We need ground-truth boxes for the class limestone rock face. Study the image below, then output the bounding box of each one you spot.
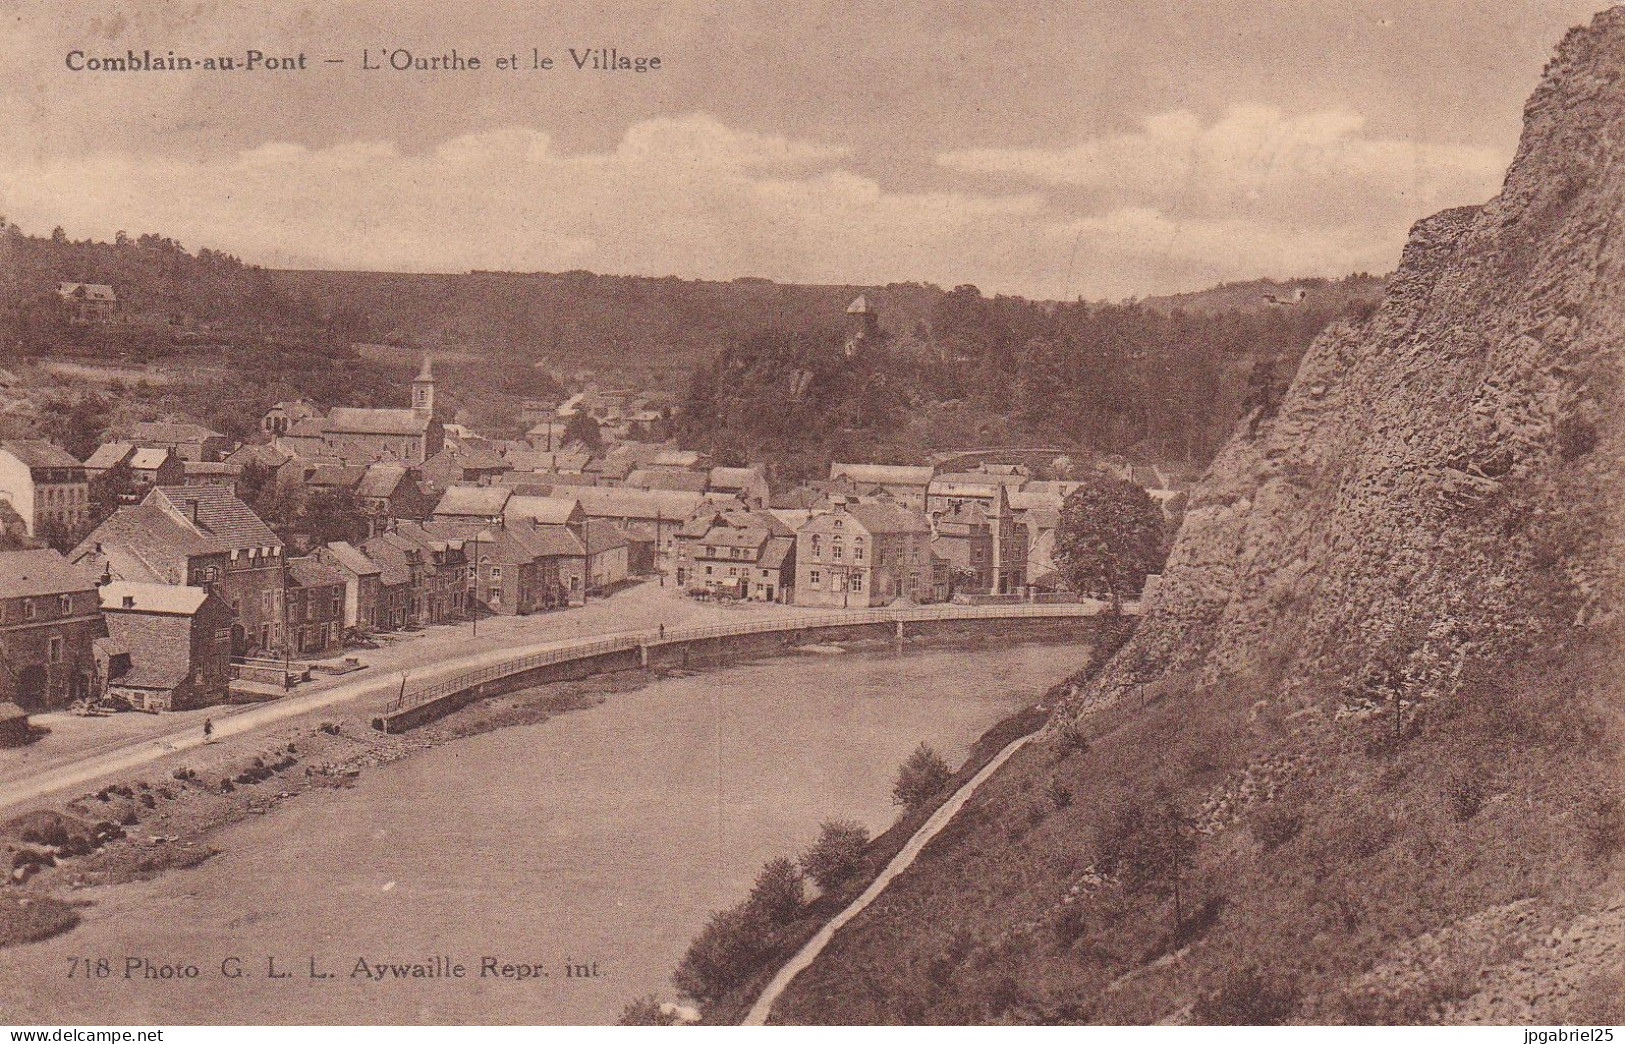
[1068,10,1625,723]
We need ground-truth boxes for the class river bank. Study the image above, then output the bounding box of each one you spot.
[0,629,1084,963]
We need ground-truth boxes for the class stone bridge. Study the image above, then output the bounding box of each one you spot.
[370,602,1134,733]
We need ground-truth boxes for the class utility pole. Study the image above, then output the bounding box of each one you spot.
[469,530,481,638]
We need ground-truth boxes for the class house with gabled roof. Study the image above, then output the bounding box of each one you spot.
[72,486,287,657]
[0,440,91,541]
[0,549,106,710]
[98,581,233,710]
[794,498,946,607]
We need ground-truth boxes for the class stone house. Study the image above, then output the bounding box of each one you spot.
[929,485,1028,595]
[707,466,771,509]
[0,549,106,710]
[314,541,383,635]
[98,581,233,711]
[286,557,346,655]
[126,420,235,463]
[56,282,118,323]
[794,499,946,607]
[0,440,91,541]
[72,486,286,657]
[672,509,797,602]
[827,463,934,512]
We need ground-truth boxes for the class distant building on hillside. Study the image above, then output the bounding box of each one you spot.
[56,282,118,323]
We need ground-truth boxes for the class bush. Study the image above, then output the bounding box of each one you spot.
[1580,792,1625,861]
[1444,770,1488,822]
[1192,966,1300,1025]
[1049,780,1073,810]
[617,995,680,1025]
[893,743,951,810]
[1054,718,1091,757]
[800,819,870,890]
[746,857,805,925]
[1250,805,1303,851]
[672,904,774,1006]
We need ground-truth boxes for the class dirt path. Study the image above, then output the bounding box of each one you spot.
[742,730,1039,1025]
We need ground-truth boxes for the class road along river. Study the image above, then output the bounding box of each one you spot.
[0,641,1090,1025]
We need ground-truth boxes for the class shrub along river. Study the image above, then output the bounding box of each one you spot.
[0,642,1089,1024]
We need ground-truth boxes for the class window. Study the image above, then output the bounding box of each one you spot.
[853,543,864,562]
[262,591,273,615]
[59,594,72,614]
[728,567,738,577]
[705,565,714,575]
[48,636,63,663]
[23,599,34,621]
[490,566,503,581]
[810,536,821,557]
[832,537,843,561]
[809,570,821,587]
[849,574,864,592]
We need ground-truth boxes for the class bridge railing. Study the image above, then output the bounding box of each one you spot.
[383,601,1120,715]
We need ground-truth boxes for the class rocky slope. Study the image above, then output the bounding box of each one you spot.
[766,7,1625,1025]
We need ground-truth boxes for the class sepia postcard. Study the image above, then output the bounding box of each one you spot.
[0,0,1622,1033]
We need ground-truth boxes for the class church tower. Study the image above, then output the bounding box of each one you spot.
[412,355,436,415]
[844,295,879,358]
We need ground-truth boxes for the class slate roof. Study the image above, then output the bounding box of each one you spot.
[568,486,707,521]
[626,469,709,493]
[0,439,83,470]
[582,519,631,553]
[288,557,346,590]
[306,465,366,489]
[829,463,934,487]
[324,408,432,436]
[128,447,173,471]
[758,535,795,571]
[708,466,763,491]
[99,581,209,615]
[84,443,135,470]
[74,505,219,581]
[322,541,381,577]
[148,486,283,551]
[504,496,582,526]
[355,464,411,499]
[358,536,414,586]
[433,485,511,517]
[841,502,932,534]
[225,443,290,469]
[507,520,585,559]
[183,461,242,478]
[0,549,98,597]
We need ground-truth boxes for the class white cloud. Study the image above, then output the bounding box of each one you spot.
[938,105,1505,228]
[0,107,1510,298]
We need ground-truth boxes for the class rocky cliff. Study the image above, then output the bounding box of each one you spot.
[767,7,1625,1025]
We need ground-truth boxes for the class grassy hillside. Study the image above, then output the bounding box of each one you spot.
[759,9,1625,1025]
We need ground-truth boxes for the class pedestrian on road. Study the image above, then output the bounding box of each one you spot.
[658,623,665,640]
[203,717,214,743]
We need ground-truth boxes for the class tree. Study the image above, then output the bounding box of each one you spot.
[672,904,774,1006]
[1097,792,1197,927]
[563,411,602,451]
[745,856,805,925]
[799,819,870,890]
[892,742,951,810]
[1053,472,1167,609]
[617,996,681,1025]
[300,488,370,546]
[38,393,109,461]
[89,460,136,524]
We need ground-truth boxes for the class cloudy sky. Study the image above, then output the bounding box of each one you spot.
[0,0,1606,299]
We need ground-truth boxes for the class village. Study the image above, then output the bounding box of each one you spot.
[0,287,1183,747]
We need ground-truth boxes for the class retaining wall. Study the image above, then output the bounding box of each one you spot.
[372,613,1106,734]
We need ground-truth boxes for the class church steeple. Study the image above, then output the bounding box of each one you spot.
[412,355,436,415]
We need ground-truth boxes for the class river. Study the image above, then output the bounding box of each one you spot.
[0,642,1088,1025]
